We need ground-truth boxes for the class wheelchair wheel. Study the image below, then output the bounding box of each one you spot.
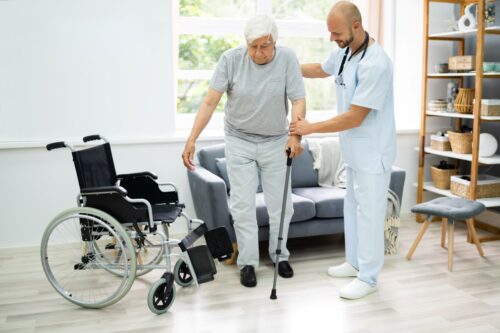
[93,229,165,277]
[147,278,176,314]
[173,259,194,287]
[40,207,137,309]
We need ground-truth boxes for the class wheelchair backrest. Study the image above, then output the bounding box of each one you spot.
[72,143,117,189]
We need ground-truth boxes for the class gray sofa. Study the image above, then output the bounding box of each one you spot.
[187,141,406,243]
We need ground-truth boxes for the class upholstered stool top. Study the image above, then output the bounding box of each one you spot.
[411,197,485,220]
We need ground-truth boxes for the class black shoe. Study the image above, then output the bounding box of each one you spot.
[277,261,294,278]
[240,265,257,287]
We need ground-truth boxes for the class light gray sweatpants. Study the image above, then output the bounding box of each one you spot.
[225,135,294,269]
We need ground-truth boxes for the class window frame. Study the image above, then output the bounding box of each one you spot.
[173,0,394,132]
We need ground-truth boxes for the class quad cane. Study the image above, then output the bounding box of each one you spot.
[270,148,293,300]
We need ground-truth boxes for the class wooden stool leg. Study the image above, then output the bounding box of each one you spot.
[441,218,447,248]
[465,218,484,257]
[448,219,455,271]
[406,218,431,260]
[224,242,239,265]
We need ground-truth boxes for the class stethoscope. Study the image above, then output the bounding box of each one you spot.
[335,31,370,87]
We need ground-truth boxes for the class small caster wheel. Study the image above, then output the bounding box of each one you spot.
[147,278,176,314]
[174,259,194,287]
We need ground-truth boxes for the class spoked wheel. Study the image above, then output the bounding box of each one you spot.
[147,278,176,314]
[173,259,194,287]
[40,207,137,309]
[93,229,165,277]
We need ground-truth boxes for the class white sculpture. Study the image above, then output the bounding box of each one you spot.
[458,3,477,31]
[479,133,498,157]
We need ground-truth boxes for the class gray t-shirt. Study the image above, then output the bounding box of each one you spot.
[209,45,305,142]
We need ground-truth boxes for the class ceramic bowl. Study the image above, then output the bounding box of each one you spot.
[483,62,495,72]
[435,63,449,73]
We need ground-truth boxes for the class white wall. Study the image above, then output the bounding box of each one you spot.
[0,0,175,143]
[393,0,456,131]
[0,1,432,248]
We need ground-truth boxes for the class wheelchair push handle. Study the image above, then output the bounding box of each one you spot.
[46,141,67,151]
[83,134,105,143]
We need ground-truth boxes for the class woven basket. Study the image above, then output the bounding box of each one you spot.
[430,135,451,151]
[450,175,500,198]
[431,165,459,189]
[447,130,472,154]
[480,101,500,117]
[454,88,474,114]
[431,140,451,151]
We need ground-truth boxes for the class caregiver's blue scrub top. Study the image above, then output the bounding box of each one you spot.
[321,42,396,174]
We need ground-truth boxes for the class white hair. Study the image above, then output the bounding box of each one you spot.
[244,15,278,44]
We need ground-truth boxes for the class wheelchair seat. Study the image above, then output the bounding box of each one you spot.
[148,204,183,223]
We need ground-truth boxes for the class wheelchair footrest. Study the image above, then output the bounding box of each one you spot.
[205,227,233,262]
[187,245,216,284]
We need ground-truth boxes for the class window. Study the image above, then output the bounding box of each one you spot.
[174,0,380,131]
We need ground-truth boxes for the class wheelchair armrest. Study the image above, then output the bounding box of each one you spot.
[118,176,179,205]
[117,171,158,180]
[81,186,128,196]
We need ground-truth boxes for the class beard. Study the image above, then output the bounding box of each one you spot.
[336,29,354,48]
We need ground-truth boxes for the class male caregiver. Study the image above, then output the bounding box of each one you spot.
[290,1,396,300]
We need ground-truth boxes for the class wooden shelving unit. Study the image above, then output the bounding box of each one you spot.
[418,0,500,242]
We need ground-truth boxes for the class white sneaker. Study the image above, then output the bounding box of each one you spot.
[339,278,378,300]
[327,262,358,278]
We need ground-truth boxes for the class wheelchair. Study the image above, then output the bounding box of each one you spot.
[41,135,232,314]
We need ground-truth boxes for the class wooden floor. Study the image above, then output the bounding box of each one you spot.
[1,217,500,333]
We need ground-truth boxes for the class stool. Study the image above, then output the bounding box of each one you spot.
[406,197,485,271]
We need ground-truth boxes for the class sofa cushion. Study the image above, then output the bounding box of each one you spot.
[292,187,346,218]
[290,140,318,188]
[215,158,263,193]
[255,193,316,227]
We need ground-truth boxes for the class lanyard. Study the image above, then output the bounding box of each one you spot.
[337,32,370,77]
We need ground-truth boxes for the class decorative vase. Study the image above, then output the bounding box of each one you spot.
[485,1,496,27]
[454,88,474,114]
[447,82,459,112]
[458,3,477,31]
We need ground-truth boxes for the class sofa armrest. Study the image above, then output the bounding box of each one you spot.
[389,166,406,204]
[187,166,235,241]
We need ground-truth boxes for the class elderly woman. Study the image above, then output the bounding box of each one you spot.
[181,15,306,288]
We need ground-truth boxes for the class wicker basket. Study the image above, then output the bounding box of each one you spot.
[450,174,500,198]
[454,88,474,114]
[479,100,500,117]
[447,130,472,154]
[431,165,459,189]
[430,134,451,151]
